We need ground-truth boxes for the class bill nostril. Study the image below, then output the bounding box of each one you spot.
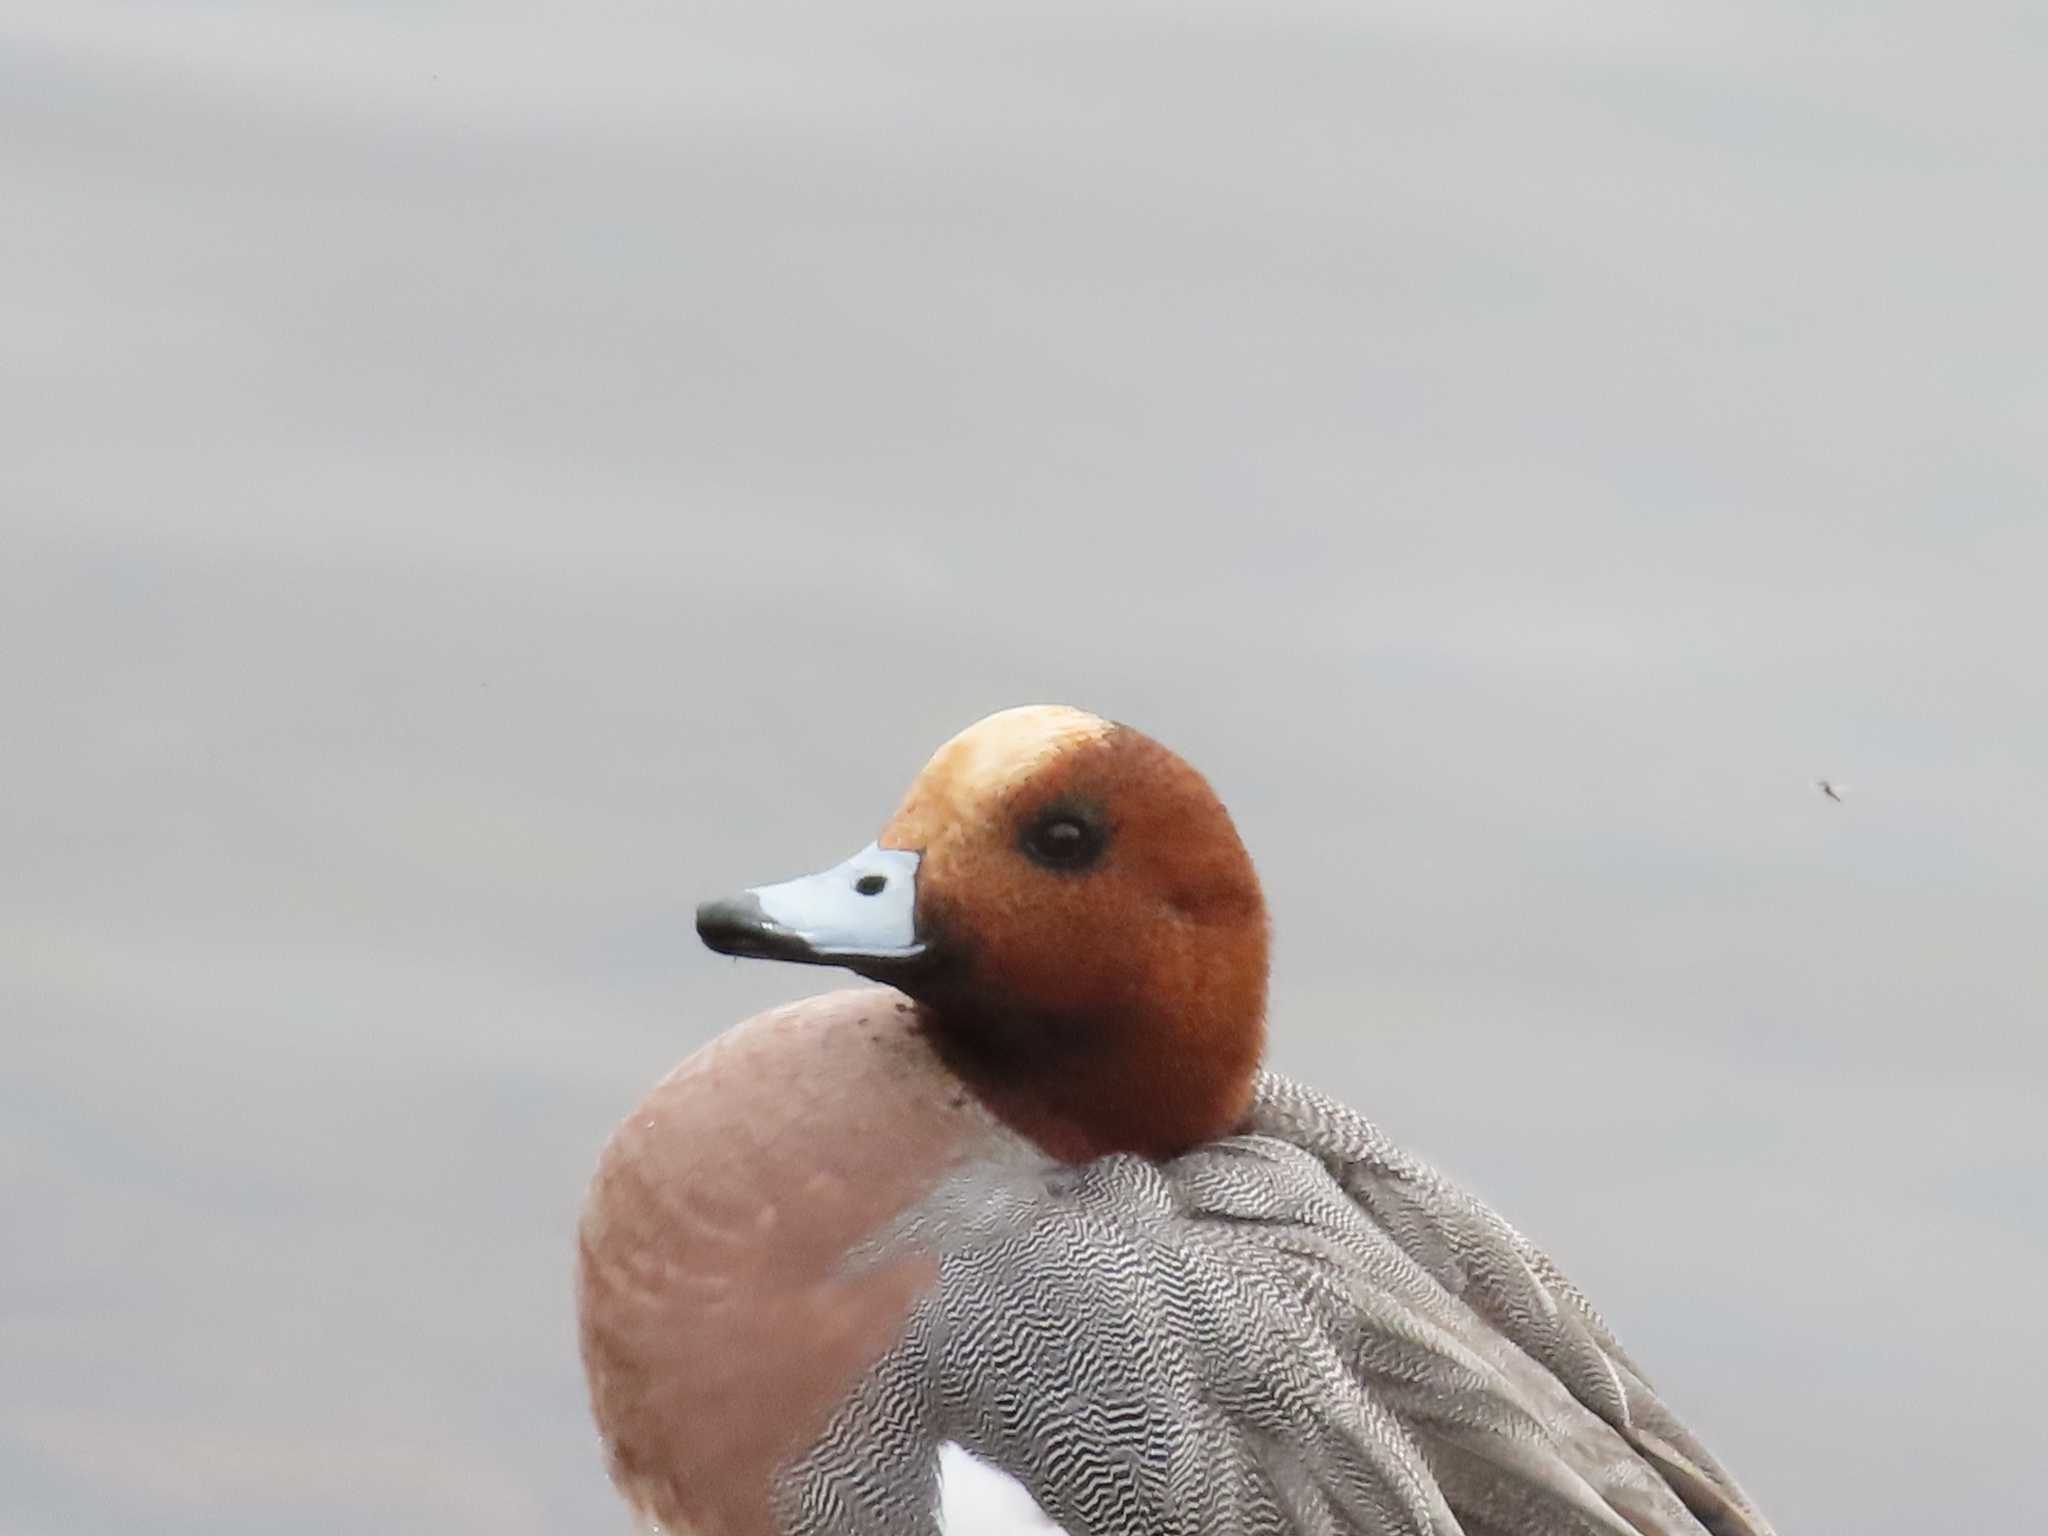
[854,874,887,897]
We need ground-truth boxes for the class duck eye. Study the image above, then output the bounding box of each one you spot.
[1021,811,1106,871]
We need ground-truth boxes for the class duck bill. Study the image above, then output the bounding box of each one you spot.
[695,843,928,980]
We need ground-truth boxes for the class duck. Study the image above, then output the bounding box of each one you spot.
[577,705,1777,1536]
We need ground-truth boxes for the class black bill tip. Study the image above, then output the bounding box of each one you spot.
[695,893,821,964]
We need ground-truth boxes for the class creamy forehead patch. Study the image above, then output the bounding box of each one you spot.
[923,705,1113,799]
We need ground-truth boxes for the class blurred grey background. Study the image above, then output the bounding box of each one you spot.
[4,3,2044,1532]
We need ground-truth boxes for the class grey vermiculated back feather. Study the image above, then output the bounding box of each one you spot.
[780,1073,1776,1536]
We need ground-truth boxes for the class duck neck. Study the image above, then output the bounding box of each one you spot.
[910,989,1264,1164]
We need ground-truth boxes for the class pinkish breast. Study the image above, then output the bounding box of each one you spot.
[576,987,1000,1536]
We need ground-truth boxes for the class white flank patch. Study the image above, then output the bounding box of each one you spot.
[937,1442,1070,1535]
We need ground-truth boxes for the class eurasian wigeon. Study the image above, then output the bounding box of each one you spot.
[577,705,1775,1536]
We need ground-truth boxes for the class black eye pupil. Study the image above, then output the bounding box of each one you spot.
[1024,812,1102,869]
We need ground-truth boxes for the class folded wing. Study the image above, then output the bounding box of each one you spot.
[781,1074,1775,1536]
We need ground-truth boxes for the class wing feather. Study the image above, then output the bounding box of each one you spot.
[780,1073,1776,1536]
[1246,1076,1777,1536]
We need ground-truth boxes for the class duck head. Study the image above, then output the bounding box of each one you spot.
[696,705,1270,1161]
